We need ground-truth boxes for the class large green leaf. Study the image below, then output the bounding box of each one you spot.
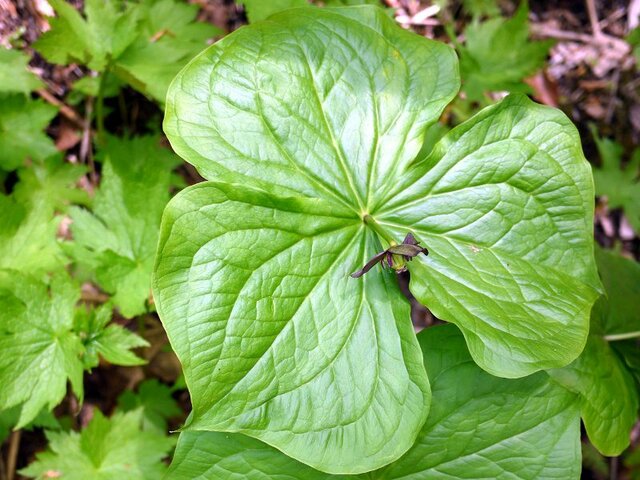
[380,95,600,377]
[157,5,598,473]
[155,182,429,474]
[167,325,581,479]
[548,248,640,456]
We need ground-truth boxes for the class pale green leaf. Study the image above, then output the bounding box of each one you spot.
[154,182,429,474]
[69,136,178,317]
[21,409,176,480]
[0,272,84,428]
[34,0,139,72]
[240,0,309,22]
[158,5,598,472]
[0,48,43,94]
[159,7,459,472]
[167,325,582,480]
[0,95,57,171]
[114,0,220,102]
[380,94,600,377]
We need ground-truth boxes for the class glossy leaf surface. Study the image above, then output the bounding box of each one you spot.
[166,326,582,479]
[548,248,640,456]
[157,5,599,472]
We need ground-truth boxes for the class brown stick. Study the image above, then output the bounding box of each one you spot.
[6,431,20,480]
[36,88,86,130]
[585,0,602,38]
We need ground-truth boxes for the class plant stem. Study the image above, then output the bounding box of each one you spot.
[363,215,395,245]
[6,431,20,480]
[604,331,640,342]
[95,67,110,145]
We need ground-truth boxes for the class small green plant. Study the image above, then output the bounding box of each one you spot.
[590,125,640,231]
[150,5,629,477]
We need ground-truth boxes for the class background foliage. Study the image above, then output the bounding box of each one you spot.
[0,0,639,479]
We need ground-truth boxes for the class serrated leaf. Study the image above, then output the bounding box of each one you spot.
[240,0,309,22]
[34,0,139,72]
[167,325,581,480]
[114,0,220,102]
[69,136,178,317]
[35,0,219,102]
[20,409,176,480]
[0,48,43,94]
[0,95,57,171]
[458,2,553,101]
[591,126,640,232]
[0,155,87,275]
[548,248,640,456]
[462,0,500,18]
[0,272,84,428]
[74,304,148,369]
[158,5,598,472]
[117,379,181,433]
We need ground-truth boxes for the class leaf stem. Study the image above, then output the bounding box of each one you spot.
[604,331,640,342]
[95,67,110,145]
[363,215,395,245]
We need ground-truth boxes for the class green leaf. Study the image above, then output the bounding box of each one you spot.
[548,248,640,456]
[0,95,57,171]
[34,0,140,72]
[462,0,500,18]
[117,379,182,433]
[0,272,84,428]
[167,325,581,479]
[591,126,640,232]
[240,0,309,22]
[458,2,553,101]
[20,409,176,480]
[594,247,640,335]
[114,0,221,102]
[69,135,178,317]
[548,324,638,456]
[158,5,598,472]
[159,7,458,473]
[155,183,430,474]
[74,305,148,369]
[35,0,219,102]
[382,94,600,377]
[0,155,87,275]
[0,48,43,94]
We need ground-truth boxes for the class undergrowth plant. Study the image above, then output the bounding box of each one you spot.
[1,2,639,479]
[151,5,638,478]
